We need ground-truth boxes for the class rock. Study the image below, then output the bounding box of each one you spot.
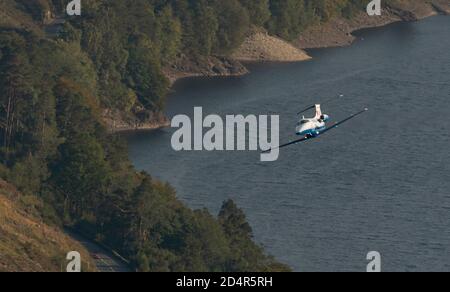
[431,0,450,14]
[163,55,249,85]
[296,9,402,49]
[103,109,171,133]
[232,28,311,62]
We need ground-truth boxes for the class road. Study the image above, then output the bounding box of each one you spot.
[66,230,132,272]
[44,17,66,37]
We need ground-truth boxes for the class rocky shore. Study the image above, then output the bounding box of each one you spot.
[163,55,249,86]
[431,0,450,14]
[296,1,449,49]
[123,0,449,133]
[103,110,170,133]
[296,9,402,49]
[166,0,449,84]
[232,28,311,62]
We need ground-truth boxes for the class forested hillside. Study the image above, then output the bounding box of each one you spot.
[0,179,97,272]
[72,0,376,114]
[0,0,439,272]
[1,0,381,123]
[0,1,290,272]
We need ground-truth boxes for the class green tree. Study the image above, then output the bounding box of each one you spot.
[172,0,219,56]
[53,133,111,219]
[2,0,364,272]
[212,0,250,55]
[219,200,291,271]
[126,39,169,111]
[156,6,182,64]
[239,0,271,26]
[267,0,313,40]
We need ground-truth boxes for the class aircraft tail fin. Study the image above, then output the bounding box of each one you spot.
[314,104,322,119]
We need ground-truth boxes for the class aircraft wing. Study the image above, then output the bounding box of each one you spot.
[320,108,368,135]
[261,108,368,154]
[261,136,311,153]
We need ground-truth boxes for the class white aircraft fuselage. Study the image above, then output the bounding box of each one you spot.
[296,104,330,137]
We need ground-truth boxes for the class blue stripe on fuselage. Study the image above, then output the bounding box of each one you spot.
[296,126,326,137]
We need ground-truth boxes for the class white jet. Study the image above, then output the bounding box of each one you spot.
[263,97,368,153]
[296,104,330,138]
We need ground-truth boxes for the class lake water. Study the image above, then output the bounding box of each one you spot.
[124,16,450,272]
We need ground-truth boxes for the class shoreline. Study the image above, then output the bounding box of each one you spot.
[295,9,402,49]
[167,4,448,86]
[105,110,170,133]
[118,3,449,133]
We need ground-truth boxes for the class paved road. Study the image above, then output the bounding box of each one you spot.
[44,18,66,37]
[66,230,132,272]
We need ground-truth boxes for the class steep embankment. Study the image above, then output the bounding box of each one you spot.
[0,0,44,35]
[164,29,311,84]
[167,0,449,83]
[431,0,450,14]
[163,55,249,85]
[232,28,311,62]
[296,0,450,49]
[0,1,169,133]
[296,9,402,49]
[103,109,171,132]
[0,180,96,272]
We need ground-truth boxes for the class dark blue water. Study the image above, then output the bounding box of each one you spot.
[124,16,450,272]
